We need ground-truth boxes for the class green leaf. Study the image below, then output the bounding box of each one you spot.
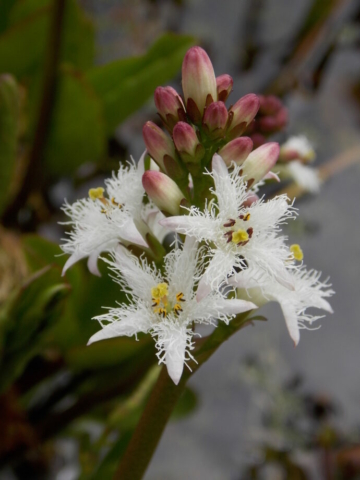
[44,65,105,175]
[0,0,17,33]
[0,0,94,77]
[88,431,133,480]
[0,73,19,214]
[66,336,152,371]
[0,266,70,392]
[86,33,195,133]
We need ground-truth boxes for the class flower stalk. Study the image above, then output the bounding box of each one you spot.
[113,310,256,480]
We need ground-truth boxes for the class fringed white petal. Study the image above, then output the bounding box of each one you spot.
[62,250,87,276]
[279,301,300,346]
[87,249,103,277]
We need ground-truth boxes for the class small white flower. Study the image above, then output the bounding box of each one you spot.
[280,135,316,163]
[284,161,321,194]
[230,265,334,345]
[61,154,148,276]
[160,154,297,299]
[88,237,257,384]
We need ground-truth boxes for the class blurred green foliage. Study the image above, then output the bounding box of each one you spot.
[0,0,195,474]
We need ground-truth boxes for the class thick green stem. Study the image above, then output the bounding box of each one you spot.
[114,311,259,480]
[113,366,188,480]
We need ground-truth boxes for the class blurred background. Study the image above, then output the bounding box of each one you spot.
[0,0,360,479]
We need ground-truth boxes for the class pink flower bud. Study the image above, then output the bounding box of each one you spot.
[216,74,233,102]
[250,133,266,148]
[258,95,283,115]
[142,121,176,171]
[258,108,288,133]
[203,101,228,135]
[142,171,185,216]
[154,86,185,131]
[240,142,280,187]
[218,137,253,166]
[228,94,260,139]
[173,121,199,157]
[182,46,217,120]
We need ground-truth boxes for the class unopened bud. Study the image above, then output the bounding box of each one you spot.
[279,135,316,163]
[216,74,233,102]
[258,108,288,133]
[182,46,217,121]
[202,101,228,138]
[250,133,266,148]
[154,86,186,131]
[228,94,260,139]
[142,171,185,216]
[240,142,280,188]
[142,121,176,171]
[218,137,253,166]
[258,95,283,115]
[173,121,205,163]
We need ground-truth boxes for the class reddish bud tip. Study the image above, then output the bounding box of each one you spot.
[218,137,253,166]
[216,74,233,102]
[182,46,217,117]
[229,94,260,131]
[142,171,184,216]
[203,101,228,133]
[258,95,283,115]
[173,121,199,157]
[154,86,185,130]
[241,142,280,185]
[142,121,176,170]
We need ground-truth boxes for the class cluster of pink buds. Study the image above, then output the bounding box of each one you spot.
[245,95,288,147]
[142,46,275,195]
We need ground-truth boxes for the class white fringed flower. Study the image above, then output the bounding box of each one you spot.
[230,265,334,345]
[88,237,257,384]
[285,161,321,194]
[280,135,316,163]
[160,154,297,299]
[61,154,148,276]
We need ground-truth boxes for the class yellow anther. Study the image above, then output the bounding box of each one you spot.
[174,304,183,316]
[89,187,104,200]
[176,292,185,302]
[243,213,251,221]
[290,244,303,261]
[154,307,167,317]
[111,197,122,208]
[232,229,249,244]
[152,298,160,307]
[151,282,169,299]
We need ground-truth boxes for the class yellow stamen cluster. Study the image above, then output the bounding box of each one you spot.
[232,229,249,244]
[89,187,104,200]
[290,244,303,261]
[151,283,185,318]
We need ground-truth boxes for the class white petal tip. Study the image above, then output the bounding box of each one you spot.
[166,363,183,385]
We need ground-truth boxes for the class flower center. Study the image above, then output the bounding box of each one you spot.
[231,229,248,244]
[151,282,185,318]
[89,187,123,214]
[223,212,253,247]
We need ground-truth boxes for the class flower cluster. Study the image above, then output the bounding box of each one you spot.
[60,47,333,384]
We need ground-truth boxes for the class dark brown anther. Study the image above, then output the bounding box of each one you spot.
[237,240,249,247]
[247,227,253,238]
[223,219,236,227]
